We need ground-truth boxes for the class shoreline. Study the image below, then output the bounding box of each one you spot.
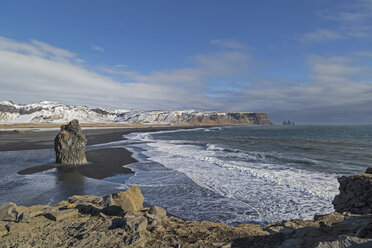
[0,125,206,151]
[0,126,193,182]
[2,125,372,246]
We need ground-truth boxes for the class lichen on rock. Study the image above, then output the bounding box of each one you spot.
[54,119,87,165]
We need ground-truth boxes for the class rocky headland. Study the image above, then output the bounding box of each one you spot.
[0,101,272,126]
[1,169,372,248]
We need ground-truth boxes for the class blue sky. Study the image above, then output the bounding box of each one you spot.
[1,0,372,123]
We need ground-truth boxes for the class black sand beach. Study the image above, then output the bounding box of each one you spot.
[0,126,184,180]
[0,127,182,151]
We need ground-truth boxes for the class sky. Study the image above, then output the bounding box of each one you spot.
[0,0,372,123]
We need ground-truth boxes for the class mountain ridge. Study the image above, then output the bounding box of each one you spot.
[0,101,272,126]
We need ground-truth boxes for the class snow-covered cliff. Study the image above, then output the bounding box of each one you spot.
[0,101,271,125]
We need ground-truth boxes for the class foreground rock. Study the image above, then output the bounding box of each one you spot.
[1,186,372,247]
[332,171,372,215]
[54,119,87,165]
[103,185,144,212]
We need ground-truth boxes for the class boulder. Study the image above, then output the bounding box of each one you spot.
[123,214,148,233]
[149,206,167,218]
[0,202,18,221]
[315,235,372,248]
[45,209,79,221]
[333,174,372,214]
[103,186,144,212]
[54,119,87,165]
[365,167,372,174]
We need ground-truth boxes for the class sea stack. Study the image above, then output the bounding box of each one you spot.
[54,119,87,166]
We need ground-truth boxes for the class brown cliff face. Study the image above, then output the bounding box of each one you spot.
[180,113,272,126]
[54,119,87,165]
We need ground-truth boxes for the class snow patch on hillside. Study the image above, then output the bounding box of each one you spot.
[0,101,269,125]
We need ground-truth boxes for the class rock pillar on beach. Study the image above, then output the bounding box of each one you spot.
[54,119,87,166]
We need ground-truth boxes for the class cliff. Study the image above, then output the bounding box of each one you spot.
[0,101,272,126]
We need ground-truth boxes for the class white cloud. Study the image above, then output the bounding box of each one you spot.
[0,36,243,110]
[210,39,248,50]
[91,44,105,52]
[353,51,372,57]
[0,37,79,63]
[299,29,344,43]
[322,0,372,23]
[1,36,372,123]
[102,51,249,88]
[300,0,372,44]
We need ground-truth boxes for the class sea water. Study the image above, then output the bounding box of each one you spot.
[123,125,372,224]
[1,125,371,225]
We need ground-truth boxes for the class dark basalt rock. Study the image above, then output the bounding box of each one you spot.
[332,173,372,214]
[0,104,18,113]
[365,167,372,174]
[90,108,110,115]
[54,119,87,165]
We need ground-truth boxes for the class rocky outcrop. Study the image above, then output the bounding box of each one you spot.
[0,203,18,221]
[365,167,372,174]
[332,169,372,215]
[102,186,144,212]
[54,119,87,165]
[282,120,295,125]
[179,112,272,126]
[2,185,372,247]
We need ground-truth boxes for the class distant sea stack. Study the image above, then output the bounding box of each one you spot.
[54,119,87,166]
[282,120,295,125]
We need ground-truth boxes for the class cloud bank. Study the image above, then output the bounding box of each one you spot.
[1,36,372,123]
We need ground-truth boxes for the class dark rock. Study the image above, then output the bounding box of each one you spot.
[18,212,31,223]
[54,119,87,165]
[75,204,100,215]
[90,108,110,115]
[0,202,18,221]
[333,174,372,214]
[110,218,126,229]
[315,235,372,248]
[0,104,18,113]
[282,120,295,126]
[278,238,303,248]
[102,205,123,216]
[123,231,145,245]
[356,227,368,238]
[365,167,372,174]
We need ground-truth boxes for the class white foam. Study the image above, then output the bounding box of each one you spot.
[126,132,339,223]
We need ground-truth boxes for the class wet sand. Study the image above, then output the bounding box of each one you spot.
[0,126,189,180]
[0,126,183,151]
[78,148,137,179]
[17,148,137,179]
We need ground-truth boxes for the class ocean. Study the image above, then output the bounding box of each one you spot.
[123,125,372,224]
[0,125,371,225]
